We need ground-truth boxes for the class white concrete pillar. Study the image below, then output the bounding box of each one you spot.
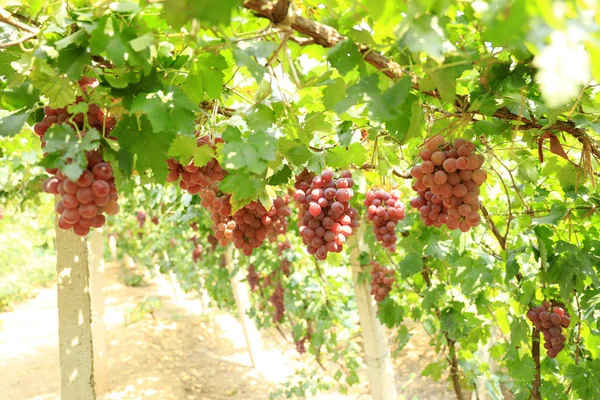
[348,230,398,400]
[56,219,96,400]
[89,228,107,397]
[226,246,263,368]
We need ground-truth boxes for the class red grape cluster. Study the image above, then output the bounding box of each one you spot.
[269,283,285,323]
[294,170,359,260]
[136,211,147,228]
[370,261,395,303]
[192,244,203,263]
[527,301,570,358]
[229,197,291,256]
[293,169,315,220]
[409,135,487,232]
[247,264,260,292]
[42,151,119,236]
[166,137,226,194]
[33,77,116,144]
[267,196,292,241]
[364,189,406,251]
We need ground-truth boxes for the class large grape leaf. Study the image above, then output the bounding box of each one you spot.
[29,61,76,108]
[168,136,214,167]
[111,114,175,182]
[184,53,227,104]
[129,86,198,134]
[219,173,265,213]
[0,110,31,137]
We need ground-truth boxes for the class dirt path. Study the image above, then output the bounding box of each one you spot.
[0,262,452,400]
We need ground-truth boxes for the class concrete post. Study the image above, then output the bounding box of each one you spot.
[348,230,398,400]
[56,220,96,400]
[89,229,107,397]
[226,246,263,368]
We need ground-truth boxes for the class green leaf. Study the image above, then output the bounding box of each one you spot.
[326,143,367,168]
[268,165,292,185]
[322,78,346,111]
[233,49,265,82]
[184,53,227,104]
[168,136,214,167]
[279,139,315,166]
[421,361,446,381]
[532,203,568,225]
[399,253,422,279]
[163,0,241,28]
[428,68,456,104]
[0,110,31,137]
[129,34,154,52]
[328,40,363,75]
[377,299,404,328]
[219,173,264,212]
[56,47,91,81]
[247,104,275,132]
[129,86,198,134]
[221,131,277,175]
[369,76,417,141]
[0,82,39,111]
[55,30,88,51]
[397,15,447,62]
[111,114,176,182]
[29,62,76,108]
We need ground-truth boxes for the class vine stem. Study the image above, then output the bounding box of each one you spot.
[531,328,542,400]
[575,292,582,365]
[421,259,465,400]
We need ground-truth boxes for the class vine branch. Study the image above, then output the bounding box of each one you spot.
[531,328,541,400]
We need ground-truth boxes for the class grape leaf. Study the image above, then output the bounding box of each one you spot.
[184,53,227,104]
[532,203,568,225]
[29,61,76,108]
[220,130,277,175]
[219,173,265,212]
[328,40,363,75]
[168,136,214,167]
[0,110,31,137]
[399,253,422,279]
[326,143,367,168]
[0,82,39,110]
[129,86,198,134]
[377,298,404,328]
[111,114,175,182]
[268,165,292,185]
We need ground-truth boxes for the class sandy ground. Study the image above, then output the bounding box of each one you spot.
[0,262,453,400]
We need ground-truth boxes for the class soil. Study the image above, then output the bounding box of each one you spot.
[0,261,453,400]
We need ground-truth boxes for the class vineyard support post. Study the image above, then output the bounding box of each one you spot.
[226,246,263,368]
[348,232,398,400]
[56,215,97,400]
[89,228,107,396]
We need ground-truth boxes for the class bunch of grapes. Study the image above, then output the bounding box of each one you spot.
[269,283,285,323]
[166,137,226,194]
[33,77,116,144]
[294,170,359,260]
[192,244,203,263]
[527,301,571,358]
[35,77,119,236]
[228,196,290,256]
[42,151,119,236]
[136,211,147,228]
[409,135,487,232]
[247,264,260,292]
[370,261,395,303]
[267,196,292,241]
[364,189,406,251]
